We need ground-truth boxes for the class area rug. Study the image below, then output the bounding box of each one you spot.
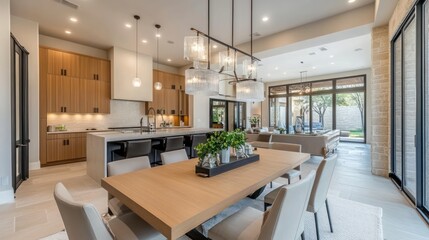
[41,186,383,240]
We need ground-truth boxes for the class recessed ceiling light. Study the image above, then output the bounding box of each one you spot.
[348,0,356,3]
[267,73,271,77]
[155,33,161,38]
[274,67,279,70]
[329,55,334,58]
[167,58,172,62]
[213,45,218,49]
[70,17,78,22]
[331,62,335,65]
[312,66,317,69]
[65,30,72,34]
[262,16,269,22]
[125,23,132,28]
[142,39,148,43]
[283,72,287,75]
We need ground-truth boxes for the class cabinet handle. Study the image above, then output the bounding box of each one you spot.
[64,107,67,112]
[96,74,99,80]
[63,139,66,145]
[67,139,69,145]
[64,69,67,76]
[61,69,63,75]
[60,107,63,112]
[94,108,96,113]
[93,74,96,80]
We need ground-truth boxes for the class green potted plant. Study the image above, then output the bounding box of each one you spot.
[195,134,220,168]
[277,127,286,134]
[249,115,260,128]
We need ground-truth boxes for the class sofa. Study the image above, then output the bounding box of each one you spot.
[246,130,340,157]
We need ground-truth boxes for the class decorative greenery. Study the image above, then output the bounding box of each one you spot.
[276,127,286,134]
[249,115,260,125]
[195,130,246,164]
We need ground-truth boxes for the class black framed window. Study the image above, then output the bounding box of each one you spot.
[268,75,366,143]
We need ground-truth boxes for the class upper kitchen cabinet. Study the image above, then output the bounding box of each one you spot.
[80,56,110,82]
[109,47,153,102]
[47,49,80,77]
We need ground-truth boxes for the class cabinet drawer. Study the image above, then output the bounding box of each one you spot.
[46,133,86,163]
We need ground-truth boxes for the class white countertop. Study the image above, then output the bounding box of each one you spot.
[88,128,222,142]
[47,129,113,134]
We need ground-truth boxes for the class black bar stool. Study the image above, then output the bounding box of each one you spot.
[153,136,185,165]
[112,139,152,161]
[184,134,207,158]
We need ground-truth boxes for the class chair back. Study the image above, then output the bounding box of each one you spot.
[125,139,152,158]
[256,133,272,142]
[307,154,338,213]
[165,136,184,152]
[107,156,151,177]
[258,171,316,240]
[161,149,189,165]
[54,183,113,240]
[269,142,301,152]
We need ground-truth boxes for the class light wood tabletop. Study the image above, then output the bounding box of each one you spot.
[101,148,310,240]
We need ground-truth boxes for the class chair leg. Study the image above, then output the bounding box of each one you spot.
[301,232,305,240]
[326,199,334,233]
[314,212,320,240]
[288,177,290,185]
[270,181,272,188]
[264,202,270,211]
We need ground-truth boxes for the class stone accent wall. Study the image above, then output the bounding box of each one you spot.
[389,0,416,39]
[371,26,390,177]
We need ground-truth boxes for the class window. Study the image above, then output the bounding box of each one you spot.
[268,75,366,142]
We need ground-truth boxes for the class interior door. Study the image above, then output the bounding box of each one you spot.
[11,35,30,191]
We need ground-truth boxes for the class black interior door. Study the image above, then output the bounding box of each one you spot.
[11,34,29,192]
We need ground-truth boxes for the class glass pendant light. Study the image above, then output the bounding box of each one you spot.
[185,68,219,96]
[154,24,162,90]
[242,58,257,78]
[218,48,237,73]
[236,80,264,102]
[184,35,206,62]
[132,15,141,87]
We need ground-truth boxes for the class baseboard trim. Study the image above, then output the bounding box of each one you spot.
[0,186,14,204]
[29,161,41,170]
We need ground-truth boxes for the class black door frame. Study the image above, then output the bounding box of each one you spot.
[209,99,247,131]
[10,34,29,192]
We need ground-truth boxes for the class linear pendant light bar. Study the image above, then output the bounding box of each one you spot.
[189,28,261,62]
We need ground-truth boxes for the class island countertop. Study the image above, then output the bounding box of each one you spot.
[86,128,221,184]
[88,128,222,142]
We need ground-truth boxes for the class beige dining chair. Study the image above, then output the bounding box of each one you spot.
[208,170,316,240]
[54,182,165,240]
[107,156,151,216]
[160,149,188,165]
[265,154,338,240]
[269,142,302,188]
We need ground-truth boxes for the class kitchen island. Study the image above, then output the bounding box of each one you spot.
[86,128,221,184]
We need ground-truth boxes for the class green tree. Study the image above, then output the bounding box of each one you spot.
[312,95,331,127]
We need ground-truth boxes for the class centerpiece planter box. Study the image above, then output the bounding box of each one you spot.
[195,154,260,177]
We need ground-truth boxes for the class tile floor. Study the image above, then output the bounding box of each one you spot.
[0,143,427,240]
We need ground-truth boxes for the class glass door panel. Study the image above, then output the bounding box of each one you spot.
[394,36,403,181]
[425,1,429,208]
[311,94,333,132]
[336,92,365,142]
[269,97,286,128]
[403,17,417,198]
[289,96,310,133]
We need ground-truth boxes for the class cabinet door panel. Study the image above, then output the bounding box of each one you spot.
[69,77,80,113]
[46,139,58,163]
[47,75,60,112]
[47,50,63,75]
[80,56,98,80]
[98,81,110,113]
[62,52,80,77]
[85,80,98,113]
[98,60,110,82]
[165,89,179,115]
[60,77,71,113]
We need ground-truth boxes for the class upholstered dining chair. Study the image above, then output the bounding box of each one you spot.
[160,149,189,165]
[264,154,338,240]
[269,142,302,188]
[208,170,316,240]
[54,182,165,240]
[107,156,151,216]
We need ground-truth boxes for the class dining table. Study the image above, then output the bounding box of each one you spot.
[101,147,311,240]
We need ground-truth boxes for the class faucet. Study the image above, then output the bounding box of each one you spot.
[147,107,156,132]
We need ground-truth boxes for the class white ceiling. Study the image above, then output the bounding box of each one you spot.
[258,34,372,82]
[11,0,374,67]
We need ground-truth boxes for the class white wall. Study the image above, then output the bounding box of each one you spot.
[263,68,373,143]
[0,0,13,204]
[110,47,153,102]
[11,16,40,170]
[40,35,108,59]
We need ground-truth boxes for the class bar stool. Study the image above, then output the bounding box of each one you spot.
[184,134,207,158]
[153,136,185,165]
[112,139,152,161]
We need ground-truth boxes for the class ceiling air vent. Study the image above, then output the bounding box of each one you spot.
[251,32,261,37]
[319,47,328,51]
[54,0,79,9]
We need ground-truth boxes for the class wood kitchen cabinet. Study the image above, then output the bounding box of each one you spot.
[47,75,80,113]
[46,133,86,164]
[165,89,179,115]
[80,79,110,114]
[80,56,110,82]
[47,49,80,77]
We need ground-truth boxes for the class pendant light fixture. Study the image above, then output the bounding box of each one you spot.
[185,0,219,96]
[132,15,142,88]
[154,24,163,90]
[236,0,264,102]
[298,71,311,95]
